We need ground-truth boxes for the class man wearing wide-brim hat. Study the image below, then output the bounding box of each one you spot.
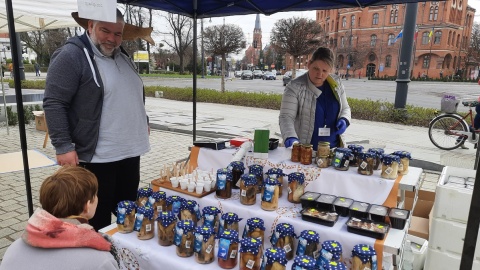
[43,8,153,231]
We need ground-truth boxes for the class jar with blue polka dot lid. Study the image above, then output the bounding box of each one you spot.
[194,225,216,264]
[202,206,221,233]
[228,161,245,190]
[217,229,240,269]
[174,220,196,257]
[380,154,401,180]
[317,240,343,268]
[261,247,287,270]
[271,223,297,260]
[261,177,280,211]
[166,195,184,217]
[240,173,258,205]
[147,190,166,219]
[357,152,374,176]
[216,168,233,199]
[136,187,153,207]
[347,144,364,167]
[243,217,265,244]
[134,206,155,240]
[116,200,136,233]
[367,148,384,170]
[219,212,243,235]
[239,237,263,270]
[352,244,377,270]
[266,168,285,197]
[332,148,353,171]
[391,151,412,175]
[179,199,201,225]
[296,230,320,258]
[249,164,264,193]
[291,255,316,270]
[322,261,347,270]
[157,211,177,246]
[287,172,305,203]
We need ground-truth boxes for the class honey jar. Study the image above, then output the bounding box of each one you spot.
[116,200,136,233]
[357,152,375,176]
[332,148,353,171]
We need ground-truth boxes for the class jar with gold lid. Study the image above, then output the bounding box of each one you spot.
[317,141,330,157]
[291,143,302,162]
[300,144,313,165]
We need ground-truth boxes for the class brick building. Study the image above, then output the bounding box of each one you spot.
[245,14,262,68]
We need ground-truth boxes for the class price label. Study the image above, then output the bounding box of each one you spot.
[241,189,247,196]
[185,240,191,249]
[284,244,292,253]
[360,161,367,169]
[385,167,393,175]
[230,250,237,258]
[146,224,152,232]
[246,260,255,269]
[206,244,213,254]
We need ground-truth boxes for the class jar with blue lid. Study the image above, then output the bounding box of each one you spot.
[367,148,384,170]
[261,177,280,211]
[317,240,343,268]
[352,244,377,270]
[217,229,240,269]
[148,190,167,219]
[249,164,264,194]
[291,255,317,270]
[322,261,347,270]
[347,144,364,167]
[392,151,412,175]
[271,223,297,260]
[261,247,287,270]
[332,148,353,171]
[216,168,233,199]
[228,161,245,190]
[381,154,401,180]
[202,206,221,232]
[194,225,216,264]
[166,195,184,217]
[296,230,320,258]
[239,237,263,270]
[180,199,201,225]
[266,168,285,197]
[357,152,374,176]
[136,187,153,207]
[157,211,177,246]
[219,212,243,235]
[240,173,258,205]
[287,172,305,203]
[174,220,196,257]
[243,217,265,244]
[116,200,136,233]
[134,206,155,240]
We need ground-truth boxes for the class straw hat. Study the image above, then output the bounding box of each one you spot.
[71,12,154,45]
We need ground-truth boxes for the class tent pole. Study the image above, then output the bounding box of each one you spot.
[5,0,33,217]
[192,0,197,143]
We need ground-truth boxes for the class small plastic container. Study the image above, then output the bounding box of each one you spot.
[269,138,279,150]
[392,151,412,175]
[368,204,389,223]
[300,208,339,227]
[262,247,287,270]
[147,191,166,219]
[179,200,201,225]
[166,195,184,217]
[270,223,297,260]
[287,172,305,203]
[228,161,245,189]
[322,261,347,270]
[136,187,153,207]
[389,208,410,230]
[216,168,233,199]
[202,206,221,233]
[300,192,321,209]
[174,220,196,257]
[239,237,263,270]
[248,164,264,194]
[347,144,364,167]
[317,240,343,267]
[194,225,216,264]
[315,194,337,212]
[219,212,242,235]
[242,217,265,244]
[351,244,378,270]
[300,144,313,165]
[357,152,375,176]
[381,154,401,180]
[296,230,320,258]
[291,255,317,269]
[217,229,240,269]
[266,168,285,197]
[157,211,177,246]
[333,197,353,217]
[116,200,136,233]
[261,177,280,211]
[349,201,370,219]
[240,173,257,205]
[368,148,384,170]
[291,143,302,162]
[331,148,353,171]
[346,217,389,240]
[133,206,155,240]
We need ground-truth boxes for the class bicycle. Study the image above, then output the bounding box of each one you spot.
[428,99,479,150]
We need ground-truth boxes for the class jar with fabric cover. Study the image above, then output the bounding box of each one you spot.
[391,151,412,175]
[194,225,216,264]
[367,148,384,170]
[179,200,202,225]
[291,143,302,162]
[287,172,305,203]
[261,177,280,211]
[300,144,313,165]
[270,223,297,260]
[242,217,265,244]
[249,164,264,194]
[228,161,245,189]
[133,206,155,240]
[202,206,221,233]
[351,244,377,270]
[239,237,263,270]
[174,220,196,257]
[116,200,136,233]
[381,154,401,180]
[317,240,343,268]
[217,229,240,269]
[331,148,353,171]
[219,212,243,235]
[347,144,364,167]
[322,261,347,270]
[157,211,177,246]
[216,168,233,199]
[291,255,317,270]
[147,190,166,219]
[266,168,285,197]
[261,247,288,270]
[240,174,258,205]
[166,195,184,217]
[296,230,320,258]
[136,187,153,207]
[357,152,375,176]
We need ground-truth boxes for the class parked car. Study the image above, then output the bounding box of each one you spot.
[282,69,307,86]
[253,70,263,79]
[234,71,242,78]
[263,71,276,80]
[241,70,253,80]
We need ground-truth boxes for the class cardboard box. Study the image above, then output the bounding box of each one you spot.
[33,111,47,132]
[405,190,435,240]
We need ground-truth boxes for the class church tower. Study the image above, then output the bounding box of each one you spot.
[253,14,262,50]
[244,14,263,68]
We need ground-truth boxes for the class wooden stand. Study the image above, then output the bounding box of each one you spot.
[151,177,216,198]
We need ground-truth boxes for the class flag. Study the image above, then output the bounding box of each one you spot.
[428,27,434,43]
[393,29,403,43]
[414,25,419,40]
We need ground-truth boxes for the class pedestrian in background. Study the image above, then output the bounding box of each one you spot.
[34,62,41,76]
[43,9,151,231]
[8,62,13,78]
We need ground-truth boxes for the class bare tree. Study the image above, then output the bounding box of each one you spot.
[21,29,69,66]
[160,13,194,75]
[203,24,246,92]
[270,17,324,78]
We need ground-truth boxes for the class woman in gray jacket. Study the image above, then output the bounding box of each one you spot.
[279,47,351,150]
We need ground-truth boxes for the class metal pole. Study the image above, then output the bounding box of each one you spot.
[192,0,197,143]
[201,19,205,78]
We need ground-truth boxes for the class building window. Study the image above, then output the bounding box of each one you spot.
[429,7,434,20]
[369,54,375,62]
[456,34,460,47]
[452,33,456,47]
[351,15,355,27]
[434,31,442,44]
[422,32,429,44]
[388,34,395,45]
[390,10,398,24]
[373,13,379,25]
[447,31,451,45]
[385,55,392,67]
[433,7,439,20]
[423,55,430,68]
[370,35,377,47]
[341,36,345,47]
[342,17,347,28]
[338,55,344,68]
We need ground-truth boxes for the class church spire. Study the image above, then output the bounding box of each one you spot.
[255,14,261,30]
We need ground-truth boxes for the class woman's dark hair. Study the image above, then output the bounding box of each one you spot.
[309,47,335,68]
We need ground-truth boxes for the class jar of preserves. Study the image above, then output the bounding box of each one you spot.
[287,172,305,203]
[179,200,202,225]
[228,161,245,189]
[166,195,184,218]
[261,247,287,270]
[296,230,320,258]
[347,144,364,167]
[116,200,136,233]
[322,261,347,270]
[291,143,302,162]
[266,168,285,197]
[270,223,297,260]
[381,154,401,180]
[317,240,343,267]
[174,220,196,257]
[219,212,243,235]
[133,206,155,240]
[316,155,331,168]
[261,177,280,211]
[239,237,263,270]
[367,148,384,170]
[357,152,375,176]
[317,141,331,157]
[300,144,313,165]
[194,225,216,264]
[216,168,233,199]
[202,206,221,233]
[291,255,317,269]
[147,191,166,219]
[392,151,412,175]
[242,217,265,244]
[240,174,257,205]
[217,229,240,269]
[157,211,177,246]
[332,148,353,171]
[351,244,377,270]
[248,164,264,194]
[136,187,153,207]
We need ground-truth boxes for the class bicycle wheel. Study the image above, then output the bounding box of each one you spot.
[428,114,468,150]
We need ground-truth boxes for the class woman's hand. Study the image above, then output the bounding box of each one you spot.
[336,119,347,135]
[284,137,299,148]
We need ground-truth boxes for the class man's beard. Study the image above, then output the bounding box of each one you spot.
[90,31,117,57]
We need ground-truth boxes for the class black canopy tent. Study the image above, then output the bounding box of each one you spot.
[6,0,477,269]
